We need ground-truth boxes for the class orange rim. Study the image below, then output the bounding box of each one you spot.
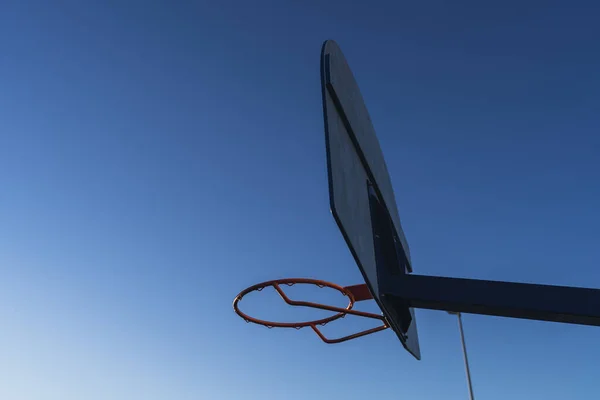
[233,278,389,343]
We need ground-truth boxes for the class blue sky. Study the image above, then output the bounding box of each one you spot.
[1,1,599,399]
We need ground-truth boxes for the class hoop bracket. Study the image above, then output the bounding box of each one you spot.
[233,278,389,344]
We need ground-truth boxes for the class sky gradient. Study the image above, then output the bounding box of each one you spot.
[1,1,599,399]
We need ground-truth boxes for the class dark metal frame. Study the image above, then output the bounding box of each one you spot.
[380,273,600,328]
[368,176,600,333]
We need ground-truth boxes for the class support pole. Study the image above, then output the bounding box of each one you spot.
[448,312,475,400]
[388,274,600,326]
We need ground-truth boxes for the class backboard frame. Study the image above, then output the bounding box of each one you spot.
[321,39,421,359]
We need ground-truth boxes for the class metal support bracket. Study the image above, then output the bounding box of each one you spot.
[384,274,600,327]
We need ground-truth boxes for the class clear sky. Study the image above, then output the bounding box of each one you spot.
[1,1,599,399]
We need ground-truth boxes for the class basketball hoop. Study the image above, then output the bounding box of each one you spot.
[233,278,389,343]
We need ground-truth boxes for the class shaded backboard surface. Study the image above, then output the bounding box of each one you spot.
[321,40,420,359]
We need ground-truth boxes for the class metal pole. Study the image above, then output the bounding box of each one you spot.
[389,274,600,326]
[448,312,475,400]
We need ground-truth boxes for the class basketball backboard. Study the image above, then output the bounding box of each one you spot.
[233,40,600,362]
[320,40,421,359]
